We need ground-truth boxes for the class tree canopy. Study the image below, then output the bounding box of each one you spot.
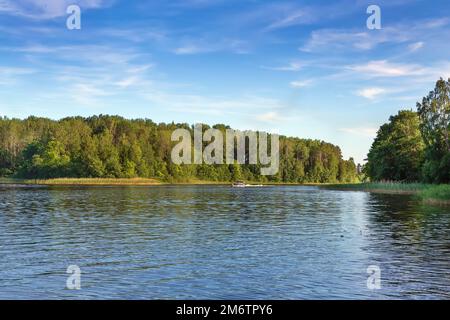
[366,78,450,183]
[417,78,450,183]
[366,110,424,182]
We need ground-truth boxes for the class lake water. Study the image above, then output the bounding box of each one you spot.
[0,185,449,299]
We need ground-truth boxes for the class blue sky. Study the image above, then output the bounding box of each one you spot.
[1,0,450,163]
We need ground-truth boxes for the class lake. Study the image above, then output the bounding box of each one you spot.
[0,185,449,299]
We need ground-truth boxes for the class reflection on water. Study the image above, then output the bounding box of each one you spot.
[0,185,449,299]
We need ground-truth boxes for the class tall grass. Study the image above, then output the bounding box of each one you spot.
[418,184,450,202]
[327,182,426,192]
[323,182,450,203]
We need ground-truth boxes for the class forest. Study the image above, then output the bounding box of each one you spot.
[0,115,359,183]
[366,78,450,183]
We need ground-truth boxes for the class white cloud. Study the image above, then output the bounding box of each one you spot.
[422,17,450,29]
[356,87,386,100]
[301,18,450,53]
[13,44,141,65]
[97,28,166,43]
[233,2,319,33]
[126,64,153,74]
[255,111,285,123]
[262,61,304,72]
[0,66,35,84]
[408,41,424,52]
[115,76,140,88]
[301,30,372,52]
[141,91,286,118]
[0,66,35,75]
[173,38,249,55]
[348,60,426,77]
[300,27,411,52]
[290,80,312,88]
[70,83,111,106]
[173,45,206,55]
[265,10,313,31]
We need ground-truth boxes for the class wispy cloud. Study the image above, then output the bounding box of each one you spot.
[301,27,409,52]
[256,111,286,123]
[0,66,35,75]
[97,27,167,43]
[0,66,35,84]
[347,60,426,78]
[301,17,450,52]
[408,41,424,52]
[236,1,363,33]
[114,76,141,88]
[11,44,143,65]
[264,9,314,31]
[261,61,304,72]
[290,80,313,88]
[70,82,111,106]
[173,38,249,55]
[356,87,387,100]
[173,44,208,55]
[141,91,288,119]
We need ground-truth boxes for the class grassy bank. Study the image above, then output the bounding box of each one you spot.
[323,182,450,205]
[418,184,450,204]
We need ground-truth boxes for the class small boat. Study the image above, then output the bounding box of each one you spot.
[232,180,247,187]
[231,181,264,187]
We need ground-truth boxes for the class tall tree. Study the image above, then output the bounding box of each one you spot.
[417,78,450,182]
[366,110,425,182]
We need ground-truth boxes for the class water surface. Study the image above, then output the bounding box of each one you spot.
[0,185,449,299]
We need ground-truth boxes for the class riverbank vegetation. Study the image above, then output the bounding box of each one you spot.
[0,116,359,184]
[323,182,450,204]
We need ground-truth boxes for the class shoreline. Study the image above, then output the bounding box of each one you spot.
[2,178,449,205]
[0,177,333,187]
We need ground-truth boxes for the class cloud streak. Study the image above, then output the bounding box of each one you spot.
[348,60,427,78]
[356,87,386,100]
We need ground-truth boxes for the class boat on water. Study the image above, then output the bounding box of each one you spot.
[232,180,246,187]
[231,181,264,187]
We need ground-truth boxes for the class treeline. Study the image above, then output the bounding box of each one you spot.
[366,78,450,183]
[0,115,358,183]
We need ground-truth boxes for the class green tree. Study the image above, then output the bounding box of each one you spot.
[417,78,450,182]
[366,110,425,182]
